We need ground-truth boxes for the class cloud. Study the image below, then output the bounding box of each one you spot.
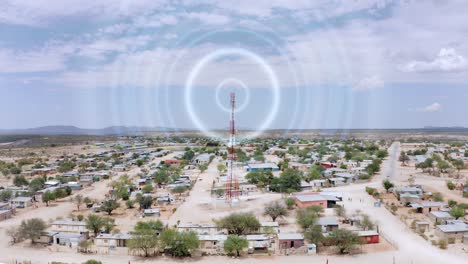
[352,75,384,91]
[184,12,230,25]
[401,48,468,73]
[418,102,441,113]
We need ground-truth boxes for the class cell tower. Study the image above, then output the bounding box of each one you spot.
[225,92,239,202]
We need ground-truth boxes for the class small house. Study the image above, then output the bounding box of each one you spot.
[95,233,131,247]
[246,163,279,172]
[317,217,339,232]
[245,234,271,250]
[278,233,304,249]
[428,211,455,224]
[356,230,379,244]
[435,223,468,241]
[51,220,88,236]
[10,197,33,208]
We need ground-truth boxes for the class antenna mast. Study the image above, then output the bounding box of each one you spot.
[226,92,238,202]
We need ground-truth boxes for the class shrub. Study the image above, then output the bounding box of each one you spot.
[447,237,456,244]
[446,181,456,190]
[438,239,447,249]
[365,187,376,195]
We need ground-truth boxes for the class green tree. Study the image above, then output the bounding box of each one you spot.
[13,175,29,186]
[399,152,410,165]
[359,214,375,230]
[334,205,346,218]
[270,169,302,193]
[160,229,200,257]
[446,181,456,190]
[126,199,135,209]
[83,260,102,264]
[263,202,288,222]
[432,192,444,202]
[72,194,84,211]
[296,206,323,230]
[304,225,324,246]
[449,206,464,219]
[198,164,208,173]
[42,191,56,206]
[18,218,47,243]
[327,229,362,254]
[304,167,322,182]
[217,163,226,174]
[136,195,153,209]
[284,197,295,210]
[86,214,105,236]
[245,171,274,187]
[223,235,249,257]
[383,180,394,193]
[100,199,120,215]
[0,190,13,202]
[142,184,154,194]
[216,212,261,235]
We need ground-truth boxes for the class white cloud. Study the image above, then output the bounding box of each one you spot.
[352,75,385,91]
[183,12,230,25]
[418,102,441,113]
[401,48,468,73]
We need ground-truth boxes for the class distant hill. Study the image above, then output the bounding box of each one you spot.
[0,125,174,135]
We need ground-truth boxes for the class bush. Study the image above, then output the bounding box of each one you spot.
[284,197,295,210]
[447,237,456,244]
[446,181,456,190]
[365,187,376,195]
[438,239,447,249]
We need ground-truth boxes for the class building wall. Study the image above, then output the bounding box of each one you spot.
[295,200,327,209]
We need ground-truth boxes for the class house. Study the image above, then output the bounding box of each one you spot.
[143,208,161,217]
[245,234,271,250]
[334,173,357,183]
[411,202,444,214]
[51,220,88,236]
[300,180,326,190]
[328,177,345,186]
[317,217,339,232]
[415,221,430,232]
[428,211,455,224]
[112,164,127,172]
[33,231,57,244]
[399,193,422,205]
[288,162,311,172]
[293,193,339,209]
[246,163,279,172]
[278,233,304,249]
[435,223,468,240]
[198,234,227,252]
[0,202,9,210]
[177,223,220,235]
[53,232,85,246]
[191,153,212,164]
[259,222,279,233]
[44,180,60,188]
[10,197,33,208]
[32,167,56,175]
[356,230,379,244]
[95,233,131,247]
[65,181,82,191]
[0,209,13,221]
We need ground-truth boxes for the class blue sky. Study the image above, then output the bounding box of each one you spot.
[1,0,468,131]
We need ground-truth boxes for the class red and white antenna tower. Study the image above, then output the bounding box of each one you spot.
[226,92,239,202]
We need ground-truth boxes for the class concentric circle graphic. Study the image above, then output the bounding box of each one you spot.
[184,48,280,140]
[214,78,250,114]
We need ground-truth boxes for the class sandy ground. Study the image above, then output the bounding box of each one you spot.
[0,143,466,263]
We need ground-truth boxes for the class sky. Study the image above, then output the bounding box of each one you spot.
[1,0,468,133]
